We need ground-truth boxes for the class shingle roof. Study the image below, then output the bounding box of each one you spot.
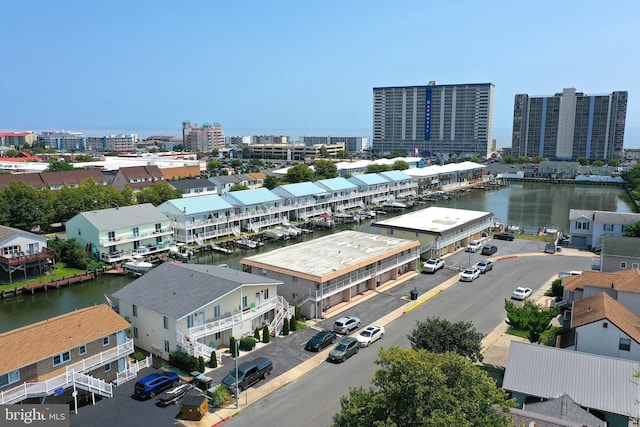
[168,179,215,190]
[568,209,593,221]
[593,211,640,225]
[40,169,105,187]
[0,224,44,244]
[0,173,47,190]
[601,236,640,258]
[503,341,640,418]
[112,263,282,320]
[67,203,169,231]
[571,293,640,344]
[119,165,164,180]
[562,269,640,292]
[0,305,130,374]
[514,394,605,427]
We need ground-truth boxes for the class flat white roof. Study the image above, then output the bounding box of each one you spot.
[373,206,492,234]
[242,230,418,279]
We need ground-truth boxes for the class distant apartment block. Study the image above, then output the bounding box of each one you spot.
[512,88,628,160]
[39,131,86,152]
[372,82,495,158]
[225,136,251,146]
[252,135,289,145]
[247,142,345,161]
[300,136,369,152]
[0,132,38,148]
[182,121,224,152]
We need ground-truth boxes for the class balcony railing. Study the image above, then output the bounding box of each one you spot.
[0,249,55,267]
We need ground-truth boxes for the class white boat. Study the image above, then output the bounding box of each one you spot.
[283,224,303,236]
[210,243,233,254]
[236,235,261,249]
[123,255,153,274]
[310,216,335,229]
[264,228,286,240]
[544,224,558,235]
[169,243,193,260]
[506,224,521,233]
[381,201,408,211]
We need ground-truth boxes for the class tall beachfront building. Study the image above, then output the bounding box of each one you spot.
[512,88,628,160]
[182,121,224,152]
[372,82,495,158]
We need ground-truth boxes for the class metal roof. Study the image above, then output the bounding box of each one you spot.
[68,203,170,231]
[112,263,282,320]
[378,170,412,182]
[159,195,233,215]
[315,177,358,192]
[347,173,388,186]
[272,182,327,198]
[222,187,281,206]
[373,206,492,235]
[503,341,640,418]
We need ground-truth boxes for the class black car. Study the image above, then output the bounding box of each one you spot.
[493,232,515,241]
[481,244,498,255]
[305,331,337,352]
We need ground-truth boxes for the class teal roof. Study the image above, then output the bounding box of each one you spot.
[222,188,281,206]
[159,195,234,215]
[379,170,412,182]
[348,173,388,186]
[273,182,327,198]
[316,177,358,191]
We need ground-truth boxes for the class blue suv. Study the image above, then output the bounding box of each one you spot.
[134,372,179,399]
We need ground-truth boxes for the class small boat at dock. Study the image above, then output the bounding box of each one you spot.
[123,255,153,275]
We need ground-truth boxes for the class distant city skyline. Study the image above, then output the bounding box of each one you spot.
[2,1,639,149]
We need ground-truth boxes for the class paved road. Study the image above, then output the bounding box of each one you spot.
[69,239,593,426]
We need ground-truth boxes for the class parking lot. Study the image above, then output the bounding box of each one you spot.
[70,236,564,426]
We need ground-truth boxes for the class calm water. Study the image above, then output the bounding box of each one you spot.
[0,183,632,333]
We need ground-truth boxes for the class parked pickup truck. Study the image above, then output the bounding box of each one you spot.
[222,357,273,392]
[422,258,444,273]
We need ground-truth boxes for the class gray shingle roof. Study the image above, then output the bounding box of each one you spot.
[69,203,169,231]
[523,394,605,427]
[112,262,282,319]
[503,341,640,418]
[602,236,640,257]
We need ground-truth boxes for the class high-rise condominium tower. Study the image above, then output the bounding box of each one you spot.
[372,82,495,158]
[512,88,627,160]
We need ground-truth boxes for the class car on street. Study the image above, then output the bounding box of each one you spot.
[466,240,482,252]
[459,267,480,282]
[422,258,445,273]
[222,357,273,392]
[494,232,515,241]
[481,244,498,256]
[305,331,337,352]
[475,259,493,273]
[333,316,361,334]
[356,325,385,347]
[512,286,532,300]
[156,382,191,407]
[134,372,179,399]
[328,337,359,363]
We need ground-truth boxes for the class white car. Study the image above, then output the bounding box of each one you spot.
[356,325,385,347]
[512,287,532,300]
[459,267,480,282]
[465,240,481,253]
[422,258,445,273]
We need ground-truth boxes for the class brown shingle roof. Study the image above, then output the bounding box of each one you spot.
[40,169,105,187]
[563,269,640,292]
[572,293,640,344]
[119,165,164,180]
[0,304,130,374]
[160,165,201,180]
[0,173,47,190]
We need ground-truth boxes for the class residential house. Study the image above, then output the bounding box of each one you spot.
[347,173,391,205]
[372,207,493,258]
[314,177,361,214]
[271,182,329,221]
[243,172,266,190]
[157,195,236,244]
[599,235,640,272]
[168,179,218,198]
[0,225,55,285]
[378,170,418,200]
[65,204,173,263]
[568,209,640,249]
[159,165,201,181]
[0,305,133,405]
[503,341,637,426]
[0,169,106,191]
[112,263,291,362]
[208,175,243,194]
[563,293,640,360]
[241,230,420,319]
[221,188,284,233]
[111,165,166,191]
[508,394,605,427]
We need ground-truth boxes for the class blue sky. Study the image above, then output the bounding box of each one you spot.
[2,1,639,148]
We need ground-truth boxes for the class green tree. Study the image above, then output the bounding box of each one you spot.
[505,299,560,343]
[262,325,270,343]
[469,156,482,164]
[135,182,183,206]
[392,160,410,170]
[229,337,237,358]
[0,181,54,230]
[336,150,350,159]
[207,159,223,172]
[289,316,297,332]
[502,155,516,164]
[313,160,338,179]
[5,149,20,157]
[532,155,545,163]
[332,347,514,427]
[624,221,640,237]
[319,145,330,158]
[285,164,314,183]
[45,160,75,172]
[517,156,530,164]
[592,160,605,166]
[577,156,589,166]
[74,154,93,162]
[229,184,249,192]
[365,164,392,174]
[408,318,484,362]
[210,351,218,368]
[282,318,290,335]
[198,356,206,373]
[263,175,280,190]
[608,159,621,167]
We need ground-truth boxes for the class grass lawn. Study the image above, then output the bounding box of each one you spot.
[515,234,553,243]
[0,263,87,292]
[506,325,563,345]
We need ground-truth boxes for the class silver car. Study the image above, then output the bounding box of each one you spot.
[475,259,493,273]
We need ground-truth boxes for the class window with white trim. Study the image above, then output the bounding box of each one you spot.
[603,224,614,232]
[79,345,87,356]
[0,370,20,387]
[104,363,112,373]
[575,221,590,230]
[621,262,627,269]
[102,336,110,347]
[53,351,71,367]
[214,305,221,318]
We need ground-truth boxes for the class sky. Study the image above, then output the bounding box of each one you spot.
[2,1,640,148]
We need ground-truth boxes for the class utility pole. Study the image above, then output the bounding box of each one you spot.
[234,339,239,409]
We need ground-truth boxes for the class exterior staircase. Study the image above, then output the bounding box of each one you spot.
[270,296,295,337]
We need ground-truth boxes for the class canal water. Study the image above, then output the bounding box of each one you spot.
[0,183,633,333]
